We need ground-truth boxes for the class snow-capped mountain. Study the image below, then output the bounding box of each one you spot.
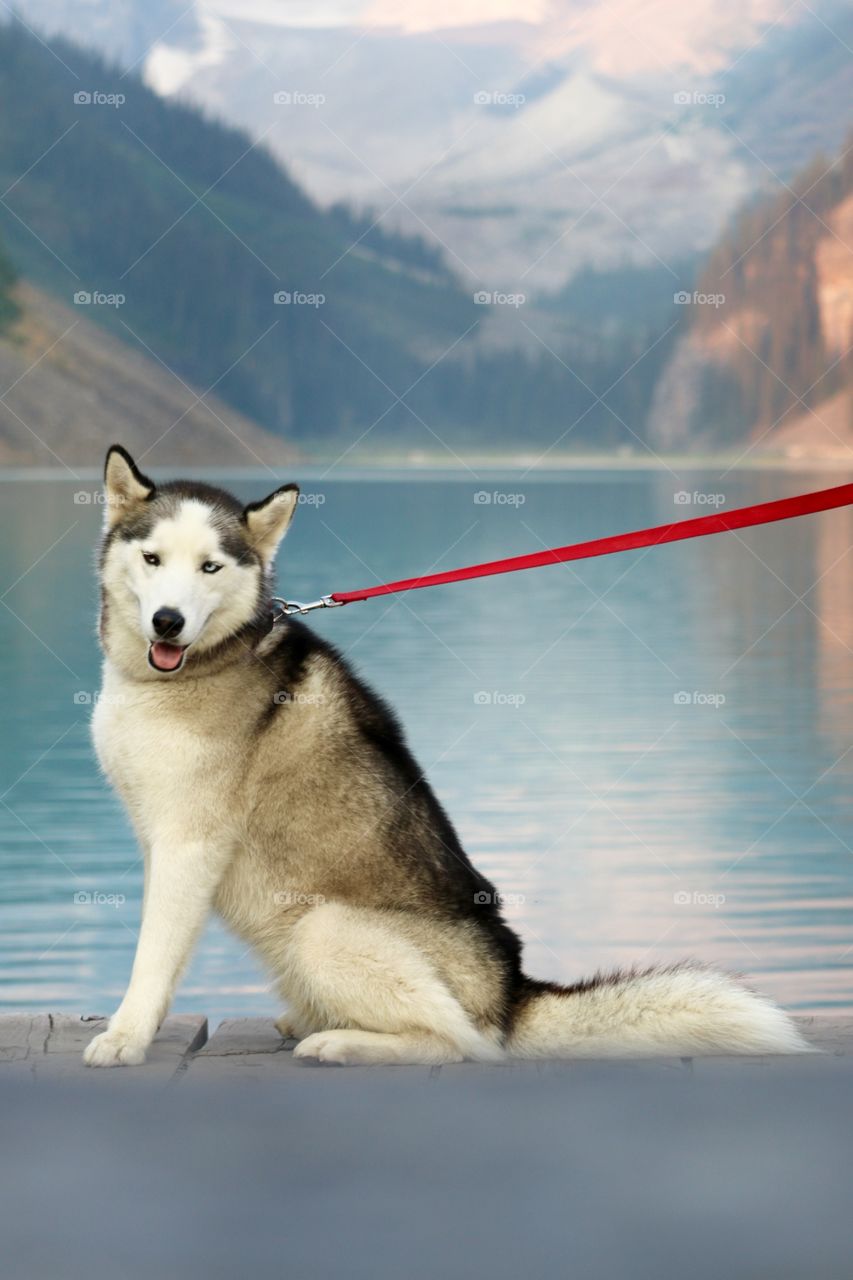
[11,0,853,293]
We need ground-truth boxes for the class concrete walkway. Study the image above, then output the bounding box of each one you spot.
[1,1012,851,1082]
[3,1012,853,1280]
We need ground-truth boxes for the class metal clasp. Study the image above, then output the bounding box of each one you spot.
[271,594,343,621]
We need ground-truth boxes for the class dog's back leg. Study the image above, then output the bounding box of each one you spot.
[294,1028,462,1066]
[277,903,504,1067]
[274,1014,308,1040]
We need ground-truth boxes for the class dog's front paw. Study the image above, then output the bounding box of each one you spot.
[83,1028,147,1068]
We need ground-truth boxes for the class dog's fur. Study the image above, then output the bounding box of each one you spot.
[84,446,809,1067]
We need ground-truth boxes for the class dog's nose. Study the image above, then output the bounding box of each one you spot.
[152,607,185,639]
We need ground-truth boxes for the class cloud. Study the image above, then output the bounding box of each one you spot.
[205,0,367,28]
[364,0,549,31]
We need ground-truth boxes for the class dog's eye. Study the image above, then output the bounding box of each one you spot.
[201,561,223,574]
[142,552,160,567]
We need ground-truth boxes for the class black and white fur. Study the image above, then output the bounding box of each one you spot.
[84,446,809,1067]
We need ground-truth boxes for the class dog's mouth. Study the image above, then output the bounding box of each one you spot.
[148,641,187,673]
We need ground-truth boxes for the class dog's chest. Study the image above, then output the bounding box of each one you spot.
[92,670,240,835]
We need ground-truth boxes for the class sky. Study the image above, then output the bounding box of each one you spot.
[205,0,550,31]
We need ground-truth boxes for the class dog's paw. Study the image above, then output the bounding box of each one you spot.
[274,1015,300,1040]
[293,1030,387,1066]
[83,1029,147,1068]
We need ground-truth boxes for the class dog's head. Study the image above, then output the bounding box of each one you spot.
[100,445,298,676]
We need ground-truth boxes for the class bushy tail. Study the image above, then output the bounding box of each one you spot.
[507,964,810,1058]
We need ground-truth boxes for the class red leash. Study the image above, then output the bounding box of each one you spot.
[275,482,853,616]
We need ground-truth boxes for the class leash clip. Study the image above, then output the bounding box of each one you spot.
[271,594,343,620]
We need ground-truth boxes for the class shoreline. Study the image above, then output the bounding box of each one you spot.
[1,454,852,481]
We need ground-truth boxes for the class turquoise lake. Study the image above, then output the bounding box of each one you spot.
[1,468,851,1021]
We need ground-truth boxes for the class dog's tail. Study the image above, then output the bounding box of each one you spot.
[506,963,809,1058]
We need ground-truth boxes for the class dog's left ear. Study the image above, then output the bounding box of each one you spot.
[103,444,155,527]
[242,484,299,565]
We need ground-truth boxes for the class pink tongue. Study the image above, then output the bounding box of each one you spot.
[151,642,184,671]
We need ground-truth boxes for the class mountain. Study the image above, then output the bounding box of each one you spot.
[7,0,200,68]
[648,140,853,458]
[5,8,851,461]
[13,0,850,294]
[0,18,687,458]
[0,281,294,466]
[0,19,478,454]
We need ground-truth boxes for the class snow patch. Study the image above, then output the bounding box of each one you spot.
[144,10,234,98]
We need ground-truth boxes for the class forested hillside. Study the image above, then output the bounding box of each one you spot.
[0,282,294,466]
[0,20,473,445]
[0,236,18,332]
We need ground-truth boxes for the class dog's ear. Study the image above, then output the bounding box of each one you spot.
[242,484,299,565]
[103,445,155,527]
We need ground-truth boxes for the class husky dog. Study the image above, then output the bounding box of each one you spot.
[84,445,808,1067]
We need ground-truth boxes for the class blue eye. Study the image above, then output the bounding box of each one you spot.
[142,552,160,566]
[202,561,223,574]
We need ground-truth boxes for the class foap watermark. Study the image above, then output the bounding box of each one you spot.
[273,90,326,107]
[274,290,325,307]
[74,290,125,308]
[73,90,126,108]
[673,890,726,908]
[473,890,525,906]
[297,491,326,507]
[473,90,526,109]
[473,290,525,308]
[673,690,726,708]
[73,691,126,707]
[674,290,725,307]
[674,490,726,507]
[273,891,326,906]
[474,690,526,708]
[74,890,126,907]
[73,488,113,505]
[473,490,525,507]
[272,690,326,706]
[673,90,725,108]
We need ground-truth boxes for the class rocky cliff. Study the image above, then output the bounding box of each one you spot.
[649,142,853,459]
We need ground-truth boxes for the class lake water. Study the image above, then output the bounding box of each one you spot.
[0,469,851,1022]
